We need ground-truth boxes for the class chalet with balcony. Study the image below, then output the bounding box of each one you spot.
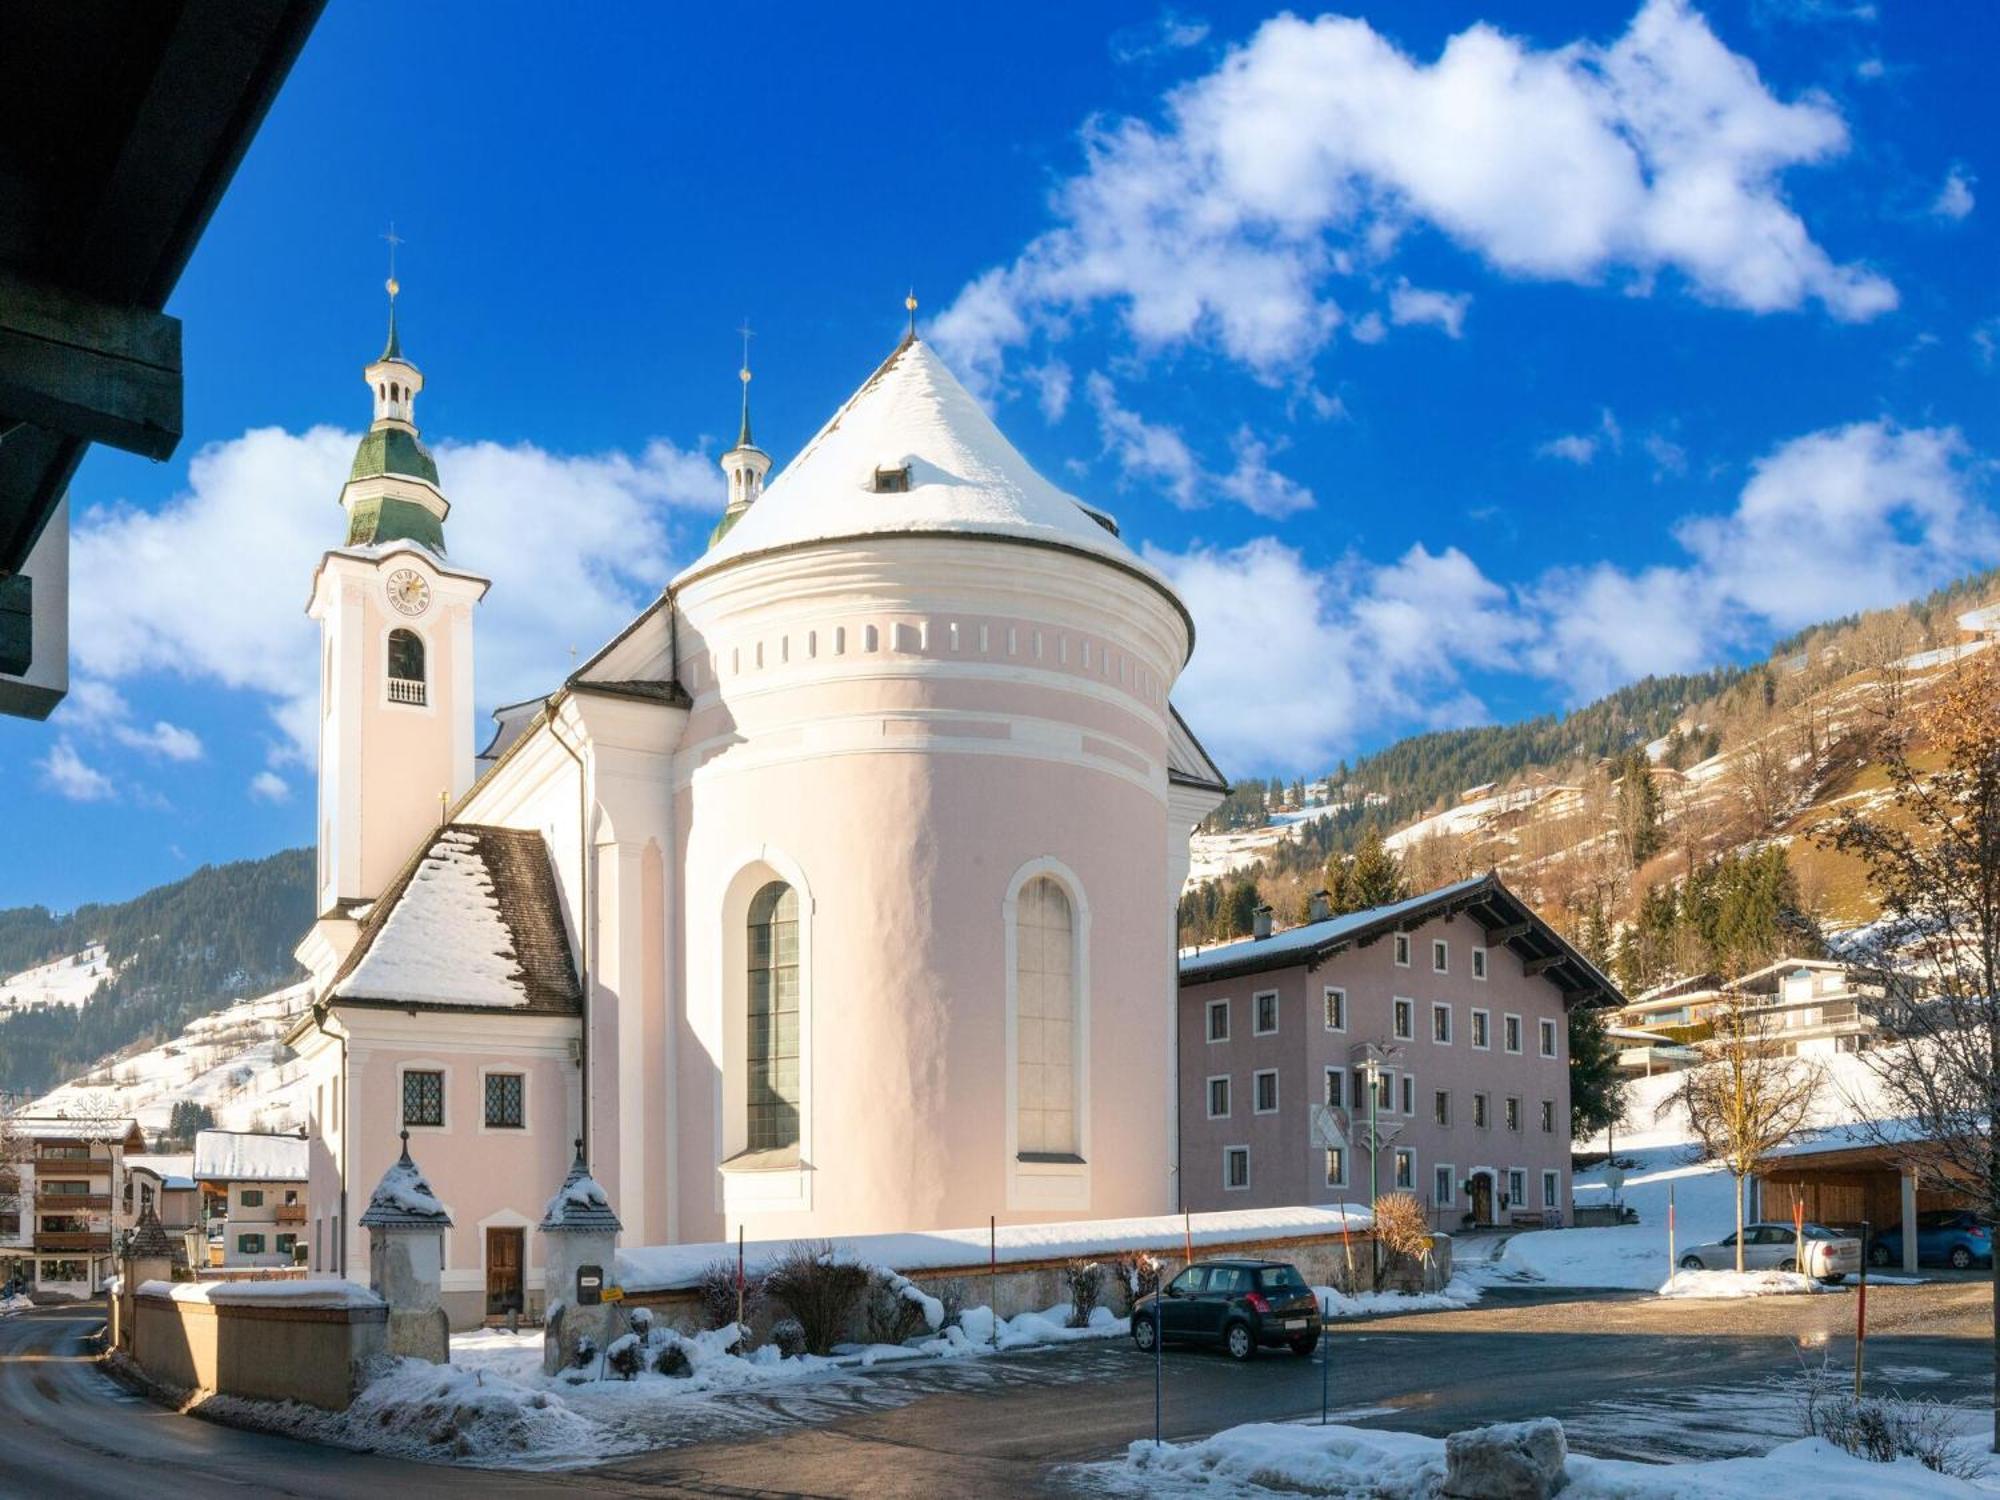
[192,1129,309,1268]
[7,1114,144,1297]
[1612,957,1906,1061]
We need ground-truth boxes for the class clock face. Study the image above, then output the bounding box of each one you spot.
[386,567,431,617]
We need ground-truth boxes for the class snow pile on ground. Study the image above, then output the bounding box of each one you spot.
[1313,1275,1481,1317]
[140,1278,383,1310]
[0,1294,32,1317]
[335,827,528,1008]
[1097,1419,1996,1498]
[615,1203,1370,1293]
[33,981,314,1136]
[1657,1269,1840,1300]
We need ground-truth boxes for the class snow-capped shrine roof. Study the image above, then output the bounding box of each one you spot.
[193,1128,307,1183]
[540,1142,620,1234]
[674,337,1179,610]
[358,1136,453,1230]
[327,824,580,1015]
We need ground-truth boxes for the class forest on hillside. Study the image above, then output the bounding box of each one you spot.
[0,847,313,1095]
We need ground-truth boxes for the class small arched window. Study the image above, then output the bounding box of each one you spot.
[746,882,801,1153]
[387,629,426,705]
[1016,876,1077,1158]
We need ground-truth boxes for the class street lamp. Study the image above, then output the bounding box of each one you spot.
[1362,1054,1381,1286]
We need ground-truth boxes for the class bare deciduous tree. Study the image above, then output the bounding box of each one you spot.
[1819,656,2000,1450]
[1670,991,1825,1272]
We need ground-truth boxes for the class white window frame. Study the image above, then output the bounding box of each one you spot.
[1434,1088,1451,1127]
[1392,997,1415,1040]
[1504,1013,1524,1055]
[1206,1075,1231,1120]
[1400,1071,1415,1117]
[1434,1164,1455,1208]
[1323,1066,1344,1109]
[1253,989,1280,1036]
[1471,1008,1491,1050]
[1394,933,1411,967]
[1206,998,1230,1044]
[1541,1098,1556,1134]
[1431,1001,1452,1045]
[1393,1147,1415,1191]
[1505,1095,1521,1132]
[1325,1145,1347,1189]
[720,848,819,1217]
[1471,946,1488,981]
[1224,1145,1251,1192]
[1005,860,1089,1180]
[1508,1168,1526,1206]
[1542,1169,1561,1210]
[476,1065,529,1135]
[1253,1068,1280,1115]
[1540,1017,1559,1059]
[1432,938,1449,974]
[1473,1091,1490,1129]
[397,1060,451,1134]
[1323,986,1347,1033]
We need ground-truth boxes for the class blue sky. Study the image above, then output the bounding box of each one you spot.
[3,0,1995,910]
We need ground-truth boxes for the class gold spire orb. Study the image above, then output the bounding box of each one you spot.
[386,276,400,298]
[740,367,752,384]
[905,291,918,312]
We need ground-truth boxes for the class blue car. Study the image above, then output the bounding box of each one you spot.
[1869,1211,1992,1270]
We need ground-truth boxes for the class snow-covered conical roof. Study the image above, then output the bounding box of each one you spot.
[358,1133,453,1230]
[675,337,1171,597]
[539,1140,621,1234]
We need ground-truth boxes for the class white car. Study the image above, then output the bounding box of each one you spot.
[1679,1222,1860,1282]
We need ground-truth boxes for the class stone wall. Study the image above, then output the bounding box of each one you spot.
[625,1228,1452,1341]
[130,1288,387,1411]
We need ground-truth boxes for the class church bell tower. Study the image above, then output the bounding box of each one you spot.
[709,326,771,546]
[299,273,490,980]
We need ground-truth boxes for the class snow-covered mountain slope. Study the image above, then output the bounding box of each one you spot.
[0,945,114,1016]
[32,982,315,1139]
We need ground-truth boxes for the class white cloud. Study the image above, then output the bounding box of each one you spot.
[934,0,1894,390]
[38,739,116,802]
[1644,431,1690,478]
[1388,281,1471,338]
[1166,419,1989,763]
[1086,373,1314,517]
[248,770,290,804]
[55,678,204,761]
[1539,409,1624,465]
[1932,166,1976,222]
[1111,11,1211,64]
[1028,360,1073,422]
[69,425,721,761]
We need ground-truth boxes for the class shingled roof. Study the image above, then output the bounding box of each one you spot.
[539,1141,621,1234]
[358,1134,453,1231]
[326,823,580,1014]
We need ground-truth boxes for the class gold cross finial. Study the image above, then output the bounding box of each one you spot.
[738,318,754,383]
[383,223,404,299]
[905,288,918,338]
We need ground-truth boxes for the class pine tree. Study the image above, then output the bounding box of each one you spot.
[1328,829,1407,914]
[1224,877,1260,939]
[1616,747,1663,868]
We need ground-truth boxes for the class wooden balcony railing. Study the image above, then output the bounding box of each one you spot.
[273,1202,307,1223]
[36,1192,110,1211]
[33,1231,111,1253]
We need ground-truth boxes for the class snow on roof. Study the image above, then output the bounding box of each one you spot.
[127,1153,196,1190]
[328,825,579,1013]
[677,339,1173,604]
[540,1145,621,1234]
[615,1203,1372,1293]
[1179,876,1493,981]
[140,1278,383,1310]
[192,1129,307,1182]
[358,1140,452,1229]
[6,1113,140,1142]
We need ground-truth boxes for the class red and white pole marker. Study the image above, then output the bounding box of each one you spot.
[1667,1184,1677,1281]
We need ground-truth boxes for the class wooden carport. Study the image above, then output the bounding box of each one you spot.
[1756,1140,1977,1275]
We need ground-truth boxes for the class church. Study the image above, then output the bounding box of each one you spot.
[286,289,1227,1327]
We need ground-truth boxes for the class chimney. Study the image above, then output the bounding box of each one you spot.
[1308,890,1332,923]
[1252,904,1273,940]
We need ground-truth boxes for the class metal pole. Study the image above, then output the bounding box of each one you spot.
[1154,1265,1164,1449]
[1667,1184,1676,1282]
[736,1224,745,1329]
[1367,1061,1380,1288]
[1320,1292,1330,1423]
[990,1215,998,1349]
[1855,1218,1869,1398]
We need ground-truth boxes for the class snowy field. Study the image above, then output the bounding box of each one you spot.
[32,981,313,1137]
[0,944,113,1015]
[1077,1416,1999,1498]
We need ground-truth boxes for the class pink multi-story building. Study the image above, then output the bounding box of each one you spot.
[1177,875,1621,1227]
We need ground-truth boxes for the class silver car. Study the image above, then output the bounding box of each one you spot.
[1678,1222,1860,1282]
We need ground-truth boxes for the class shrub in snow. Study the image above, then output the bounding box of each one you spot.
[934,1278,966,1332]
[765,1241,868,1355]
[651,1339,691,1378]
[1111,1253,1161,1315]
[570,1334,597,1370]
[626,1306,653,1340]
[862,1270,930,1346]
[695,1257,763,1331]
[769,1317,807,1359]
[1371,1192,1433,1289]
[605,1332,644,1381]
[1798,1363,1987,1478]
[1063,1258,1104,1329]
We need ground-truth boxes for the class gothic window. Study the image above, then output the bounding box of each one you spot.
[387,629,426,706]
[1015,875,1078,1159]
[745,882,801,1153]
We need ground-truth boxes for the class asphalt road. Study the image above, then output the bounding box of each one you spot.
[0,1283,1989,1498]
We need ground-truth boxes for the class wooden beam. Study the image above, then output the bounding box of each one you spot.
[0,268,181,459]
[1523,954,1564,977]
[1484,921,1532,945]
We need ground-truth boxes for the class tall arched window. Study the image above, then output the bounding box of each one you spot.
[1015,876,1077,1157]
[387,628,426,705]
[746,881,801,1153]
